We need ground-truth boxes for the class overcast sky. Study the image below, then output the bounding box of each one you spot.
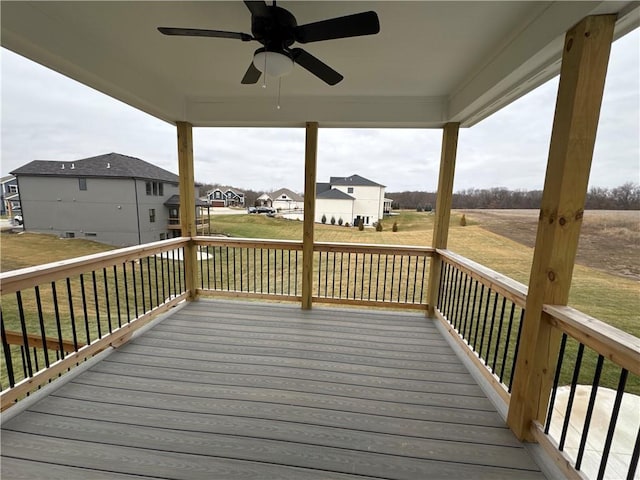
[1,29,638,193]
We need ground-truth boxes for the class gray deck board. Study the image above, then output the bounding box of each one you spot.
[1,299,547,479]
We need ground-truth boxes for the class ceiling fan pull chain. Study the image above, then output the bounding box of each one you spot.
[277,77,282,110]
[262,53,267,88]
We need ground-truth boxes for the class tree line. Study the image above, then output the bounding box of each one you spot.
[388,182,640,210]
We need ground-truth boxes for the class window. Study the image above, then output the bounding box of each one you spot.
[152,182,158,195]
[159,233,166,241]
[65,232,75,238]
[146,181,152,195]
[158,183,163,196]
[79,178,87,191]
[282,195,287,199]
[7,185,18,194]
[347,187,354,193]
[149,208,156,223]
[84,232,97,237]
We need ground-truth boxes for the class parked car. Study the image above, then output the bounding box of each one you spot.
[247,207,257,214]
[256,206,276,214]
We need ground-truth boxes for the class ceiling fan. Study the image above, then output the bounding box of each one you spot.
[158,1,380,86]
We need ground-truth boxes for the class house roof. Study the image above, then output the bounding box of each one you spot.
[0,175,16,184]
[2,2,636,128]
[316,183,331,195]
[164,194,209,207]
[271,188,303,202]
[11,153,179,183]
[329,175,384,188]
[317,189,355,201]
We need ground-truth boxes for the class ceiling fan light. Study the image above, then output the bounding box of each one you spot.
[253,51,294,78]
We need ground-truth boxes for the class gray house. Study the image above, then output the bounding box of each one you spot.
[11,153,181,246]
[0,175,20,218]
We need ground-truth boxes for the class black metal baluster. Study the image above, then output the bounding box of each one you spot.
[145,257,153,310]
[448,268,460,324]
[545,333,568,434]
[375,254,381,301]
[102,269,112,333]
[16,291,33,377]
[390,255,397,302]
[260,249,264,293]
[339,252,344,299]
[491,297,507,373]
[79,274,92,344]
[51,282,65,358]
[461,275,473,336]
[139,260,147,314]
[200,245,204,289]
[436,261,446,310]
[267,249,270,294]
[295,250,299,296]
[112,266,122,328]
[484,292,499,366]
[465,280,479,341]
[281,249,285,295]
[206,245,211,290]
[1,310,16,387]
[397,256,404,302]
[420,255,427,305]
[238,247,242,292]
[170,249,177,294]
[576,354,604,470]
[478,288,493,360]
[499,303,516,382]
[353,253,358,300]
[180,247,186,294]
[446,267,457,320]
[34,286,50,368]
[288,249,291,295]
[318,251,323,297]
[131,262,139,319]
[332,252,337,298]
[508,308,526,392]
[253,248,257,293]
[597,368,629,480]
[361,253,366,301]
[404,256,410,303]
[91,271,102,338]
[153,256,159,307]
[472,283,485,352]
[346,253,351,299]
[123,263,131,322]
[559,342,585,450]
[368,254,374,301]
[411,256,418,303]
[326,251,330,297]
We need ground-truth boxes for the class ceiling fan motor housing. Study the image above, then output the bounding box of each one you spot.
[251,6,297,52]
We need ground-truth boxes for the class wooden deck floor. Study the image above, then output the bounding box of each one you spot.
[1,299,547,479]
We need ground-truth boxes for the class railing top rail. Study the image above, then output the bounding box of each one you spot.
[315,241,435,256]
[0,237,189,296]
[193,236,303,250]
[438,249,528,306]
[543,304,640,376]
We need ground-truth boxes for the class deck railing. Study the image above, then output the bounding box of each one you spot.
[1,235,638,479]
[433,249,639,480]
[0,237,189,410]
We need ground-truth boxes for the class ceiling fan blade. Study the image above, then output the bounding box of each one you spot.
[158,27,253,42]
[244,1,269,17]
[241,62,262,84]
[291,48,343,86]
[294,11,380,44]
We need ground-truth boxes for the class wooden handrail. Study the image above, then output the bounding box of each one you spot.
[0,237,189,296]
[194,236,303,250]
[315,242,434,256]
[437,249,528,307]
[3,330,84,354]
[543,304,640,377]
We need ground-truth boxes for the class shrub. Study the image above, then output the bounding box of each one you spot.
[338,217,343,226]
[344,222,350,227]
[417,206,424,212]
[358,220,364,231]
[330,216,336,225]
[392,221,398,232]
[321,214,327,224]
[376,221,383,232]
[460,214,467,226]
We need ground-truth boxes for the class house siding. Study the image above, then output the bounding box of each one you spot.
[17,176,178,246]
[315,198,353,225]
[333,185,384,225]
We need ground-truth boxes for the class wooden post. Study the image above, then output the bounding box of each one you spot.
[507,15,616,441]
[177,121,198,301]
[426,123,460,316]
[302,122,319,310]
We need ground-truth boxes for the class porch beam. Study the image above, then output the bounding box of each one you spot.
[507,14,616,441]
[302,122,319,310]
[177,121,198,300]
[426,122,460,316]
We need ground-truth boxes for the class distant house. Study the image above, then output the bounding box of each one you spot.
[206,188,245,207]
[164,194,211,237]
[0,175,20,218]
[11,152,187,246]
[256,188,303,211]
[315,174,390,226]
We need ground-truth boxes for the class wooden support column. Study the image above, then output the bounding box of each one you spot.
[302,122,319,310]
[426,122,460,316]
[507,15,616,441]
[177,121,198,301]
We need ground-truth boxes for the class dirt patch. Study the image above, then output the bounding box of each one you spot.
[458,209,640,281]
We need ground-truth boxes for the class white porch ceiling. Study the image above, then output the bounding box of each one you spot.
[2,1,638,128]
